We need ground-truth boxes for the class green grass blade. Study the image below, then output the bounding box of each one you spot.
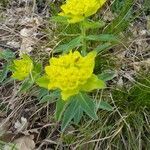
[104,0,134,34]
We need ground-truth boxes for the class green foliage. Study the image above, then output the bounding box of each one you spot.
[0,63,9,83]
[144,0,150,12]
[95,43,113,54]
[0,0,9,7]
[129,75,150,109]
[39,90,60,103]
[77,93,98,120]
[112,74,150,110]
[98,70,117,81]
[104,0,134,34]
[94,54,117,74]
[0,50,15,84]
[106,74,150,149]
[37,88,49,100]
[55,98,67,121]
[51,16,68,24]
[36,76,49,89]
[32,62,42,79]
[85,34,119,43]
[61,99,79,131]
[0,49,15,61]
[60,73,149,148]
[73,106,83,124]
[111,0,126,13]
[55,36,82,53]
[82,19,105,30]
[55,92,112,131]
[49,2,62,16]
[0,140,17,150]
[19,78,34,93]
[98,101,113,111]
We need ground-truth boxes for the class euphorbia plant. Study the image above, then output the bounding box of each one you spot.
[10,0,114,131]
[37,51,106,130]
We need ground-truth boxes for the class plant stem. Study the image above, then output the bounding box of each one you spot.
[81,22,87,56]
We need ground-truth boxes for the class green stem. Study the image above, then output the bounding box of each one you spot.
[80,22,87,56]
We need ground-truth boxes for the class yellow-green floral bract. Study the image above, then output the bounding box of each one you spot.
[45,51,105,100]
[59,0,107,23]
[11,55,33,80]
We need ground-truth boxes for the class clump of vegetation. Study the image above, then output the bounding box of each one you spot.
[0,0,149,149]
[0,0,9,7]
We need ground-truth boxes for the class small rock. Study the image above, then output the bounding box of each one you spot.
[20,28,34,37]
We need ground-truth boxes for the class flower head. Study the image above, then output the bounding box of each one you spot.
[45,51,105,100]
[11,55,33,80]
[59,0,107,23]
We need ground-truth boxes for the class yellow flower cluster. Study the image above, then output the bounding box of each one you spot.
[59,0,107,23]
[45,51,105,100]
[12,55,33,80]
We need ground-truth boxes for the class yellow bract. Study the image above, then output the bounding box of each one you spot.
[45,51,105,100]
[12,55,33,80]
[59,0,107,23]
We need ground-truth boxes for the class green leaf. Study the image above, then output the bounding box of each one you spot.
[40,91,60,103]
[111,0,126,13]
[95,43,113,53]
[144,0,150,11]
[81,74,106,92]
[40,95,57,104]
[19,78,34,93]
[61,99,79,131]
[85,34,119,43]
[0,49,15,61]
[51,16,68,23]
[32,62,42,80]
[8,63,16,72]
[73,106,83,124]
[82,20,105,29]
[36,76,49,89]
[37,88,49,101]
[33,62,42,74]
[98,101,113,111]
[55,99,67,121]
[1,78,13,85]
[98,70,117,81]
[0,63,9,83]
[77,93,98,120]
[55,36,82,53]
